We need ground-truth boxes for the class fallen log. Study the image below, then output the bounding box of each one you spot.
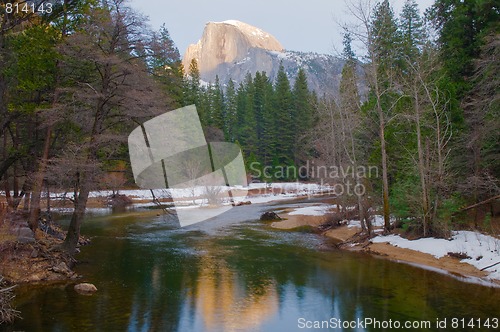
[454,195,500,214]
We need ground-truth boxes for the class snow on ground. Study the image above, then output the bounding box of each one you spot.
[288,205,330,216]
[372,215,386,227]
[347,215,386,229]
[245,193,297,204]
[372,231,500,280]
[2,182,334,202]
[40,182,334,203]
[247,182,332,193]
[347,220,361,228]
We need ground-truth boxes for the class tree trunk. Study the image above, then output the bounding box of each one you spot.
[46,182,51,213]
[29,34,63,231]
[23,192,30,213]
[378,104,390,232]
[63,176,90,255]
[371,55,391,232]
[425,137,431,232]
[28,126,53,231]
[415,91,430,236]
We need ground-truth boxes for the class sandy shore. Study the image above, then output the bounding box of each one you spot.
[270,209,329,229]
[272,208,500,286]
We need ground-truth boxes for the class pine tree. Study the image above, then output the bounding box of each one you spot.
[292,67,313,165]
[399,0,425,64]
[207,76,224,128]
[223,79,238,141]
[236,74,258,158]
[368,0,402,232]
[253,71,273,162]
[184,58,201,106]
[371,0,401,77]
[273,64,294,168]
[338,31,372,233]
[149,24,183,105]
[260,72,277,166]
[429,0,499,97]
[429,0,499,210]
[339,32,359,114]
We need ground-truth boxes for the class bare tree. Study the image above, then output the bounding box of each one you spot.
[343,0,403,232]
[402,48,453,236]
[54,0,168,254]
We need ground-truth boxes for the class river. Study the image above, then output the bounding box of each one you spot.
[4,200,500,331]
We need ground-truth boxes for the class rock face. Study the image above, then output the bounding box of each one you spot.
[183,20,283,79]
[182,20,346,96]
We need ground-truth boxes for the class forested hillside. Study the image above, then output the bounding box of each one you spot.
[0,0,498,260]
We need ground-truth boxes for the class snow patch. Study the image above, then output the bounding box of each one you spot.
[217,20,269,40]
[288,205,330,216]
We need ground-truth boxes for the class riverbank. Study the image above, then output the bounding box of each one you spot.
[0,224,80,284]
[271,205,500,286]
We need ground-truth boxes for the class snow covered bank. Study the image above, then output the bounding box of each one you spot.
[276,204,500,283]
[372,231,500,281]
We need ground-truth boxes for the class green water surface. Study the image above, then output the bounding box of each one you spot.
[4,205,500,331]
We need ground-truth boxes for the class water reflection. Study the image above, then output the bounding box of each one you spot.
[5,212,500,332]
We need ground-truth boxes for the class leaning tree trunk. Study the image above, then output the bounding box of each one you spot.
[62,174,91,255]
[62,91,103,255]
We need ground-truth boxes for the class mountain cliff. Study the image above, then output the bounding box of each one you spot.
[182,20,344,96]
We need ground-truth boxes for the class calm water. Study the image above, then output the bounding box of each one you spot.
[4,202,500,331]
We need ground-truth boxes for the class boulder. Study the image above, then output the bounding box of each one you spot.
[260,211,282,221]
[107,194,132,207]
[74,283,98,295]
[14,226,35,243]
[51,262,70,275]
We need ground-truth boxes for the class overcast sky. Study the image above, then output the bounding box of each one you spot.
[128,0,435,56]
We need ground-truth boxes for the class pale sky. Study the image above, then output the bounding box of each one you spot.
[128,0,435,56]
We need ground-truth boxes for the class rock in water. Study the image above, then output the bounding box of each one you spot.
[260,211,282,221]
[74,283,98,295]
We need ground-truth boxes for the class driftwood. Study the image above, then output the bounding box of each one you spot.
[480,261,500,271]
[0,285,16,293]
[150,189,174,215]
[0,277,20,324]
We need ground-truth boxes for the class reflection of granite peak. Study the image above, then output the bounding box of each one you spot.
[182,20,345,96]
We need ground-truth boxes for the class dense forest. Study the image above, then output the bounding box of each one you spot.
[0,0,498,259]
